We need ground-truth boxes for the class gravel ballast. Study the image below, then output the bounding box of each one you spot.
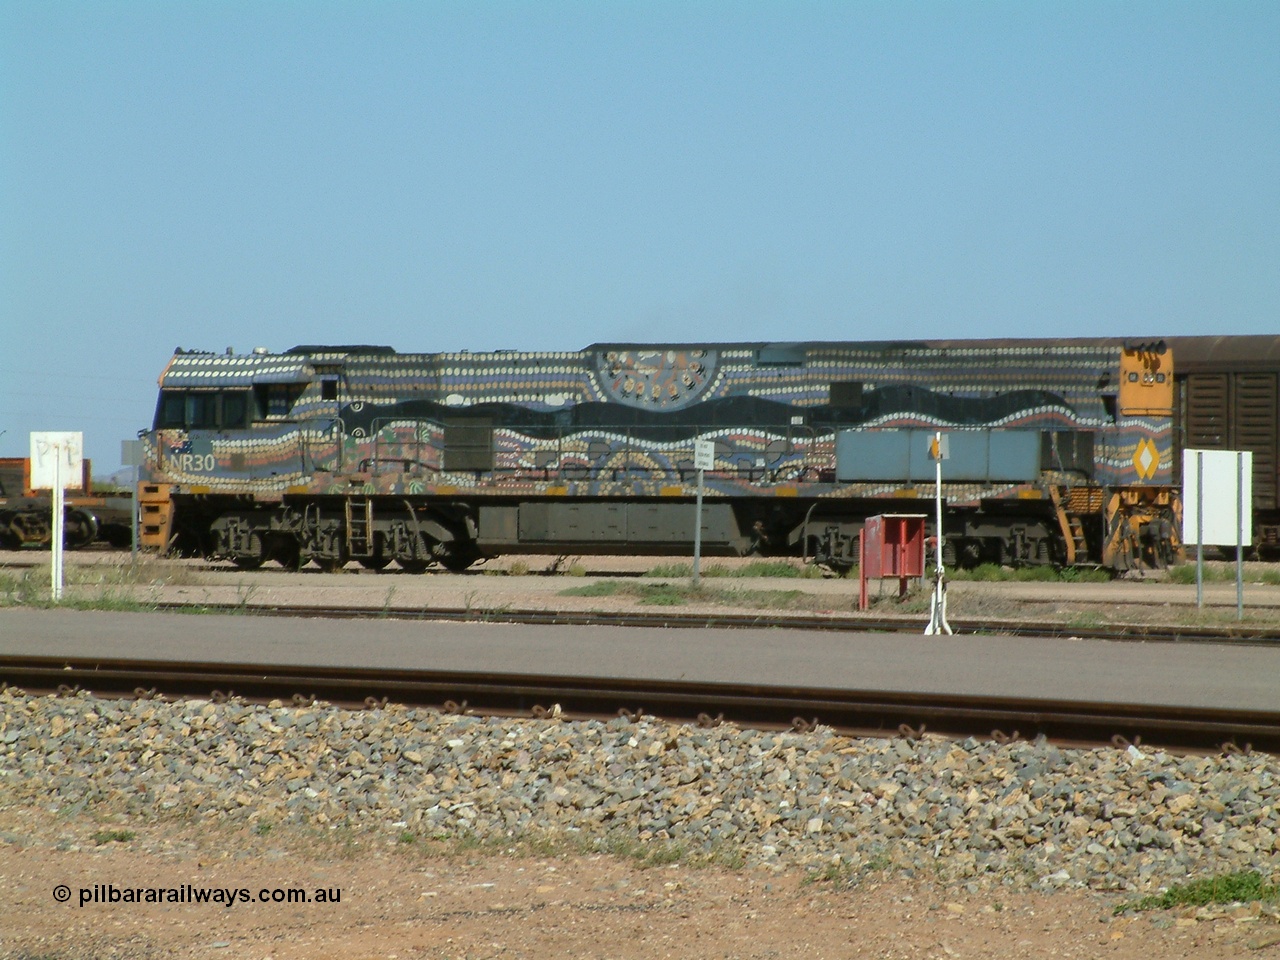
[2,688,1277,894]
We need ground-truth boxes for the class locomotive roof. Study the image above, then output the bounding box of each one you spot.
[1164,335,1280,372]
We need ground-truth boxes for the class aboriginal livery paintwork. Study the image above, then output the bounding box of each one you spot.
[138,339,1180,572]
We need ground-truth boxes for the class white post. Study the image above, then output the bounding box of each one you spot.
[51,448,64,602]
[925,431,952,635]
[1237,451,1244,621]
[1196,452,1204,610]
[693,466,704,587]
[131,462,140,564]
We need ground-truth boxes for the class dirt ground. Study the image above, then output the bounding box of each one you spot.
[3,809,1278,960]
[13,550,1280,630]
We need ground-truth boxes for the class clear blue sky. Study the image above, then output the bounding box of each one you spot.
[2,2,1277,472]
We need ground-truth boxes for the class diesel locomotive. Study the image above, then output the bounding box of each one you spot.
[135,337,1182,573]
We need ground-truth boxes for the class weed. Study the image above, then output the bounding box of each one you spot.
[254,822,272,837]
[480,602,513,622]
[646,562,695,578]
[1114,870,1280,914]
[1167,561,1280,585]
[598,833,688,868]
[644,560,820,579]
[398,830,417,844]
[635,583,691,606]
[380,586,397,616]
[863,852,892,873]
[558,581,620,598]
[947,564,1110,584]
[234,582,258,610]
[804,851,892,888]
[1065,611,1106,630]
[58,593,156,613]
[91,829,135,845]
[0,569,45,606]
[802,860,858,887]
[507,559,530,576]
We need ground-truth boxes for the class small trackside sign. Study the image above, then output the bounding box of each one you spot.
[927,433,949,461]
[694,439,715,472]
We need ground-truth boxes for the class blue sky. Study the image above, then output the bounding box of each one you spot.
[2,2,1277,471]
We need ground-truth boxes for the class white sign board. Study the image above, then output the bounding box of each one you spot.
[694,439,715,472]
[29,432,84,490]
[1182,449,1252,546]
[121,439,145,467]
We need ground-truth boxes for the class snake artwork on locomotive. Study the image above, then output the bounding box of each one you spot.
[136,338,1181,573]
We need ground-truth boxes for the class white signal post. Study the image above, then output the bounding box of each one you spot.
[924,431,953,635]
[30,432,84,602]
[692,439,715,586]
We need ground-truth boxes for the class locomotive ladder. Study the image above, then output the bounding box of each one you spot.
[344,498,374,558]
[1049,486,1090,566]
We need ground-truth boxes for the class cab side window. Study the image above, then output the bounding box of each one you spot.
[221,391,249,428]
[154,390,251,429]
[188,393,218,429]
[158,392,186,428]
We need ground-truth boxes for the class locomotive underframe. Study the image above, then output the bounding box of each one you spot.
[159,482,1180,575]
[0,499,132,551]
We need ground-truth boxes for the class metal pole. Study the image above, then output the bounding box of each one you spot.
[52,449,64,602]
[934,450,944,579]
[693,467,704,587]
[131,462,139,564]
[1196,452,1204,610]
[925,431,951,635]
[1237,451,1244,621]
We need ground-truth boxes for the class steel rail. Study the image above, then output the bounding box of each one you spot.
[1,653,1274,754]
[146,600,1280,645]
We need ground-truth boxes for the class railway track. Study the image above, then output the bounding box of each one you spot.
[1,652,1274,755]
[144,599,1280,645]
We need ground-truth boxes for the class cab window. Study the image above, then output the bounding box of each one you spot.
[221,392,249,428]
[158,392,186,428]
[153,390,252,430]
[188,393,218,429]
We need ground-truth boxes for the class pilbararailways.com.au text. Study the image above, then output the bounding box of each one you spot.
[63,884,341,907]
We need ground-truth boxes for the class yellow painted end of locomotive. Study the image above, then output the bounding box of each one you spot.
[774,486,798,497]
[1119,344,1174,416]
[659,486,684,496]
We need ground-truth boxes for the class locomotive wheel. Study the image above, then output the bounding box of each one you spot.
[358,556,391,571]
[230,533,266,570]
[439,543,481,572]
[397,558,431,573]
[272,541,303,570]
[315,555,348,573]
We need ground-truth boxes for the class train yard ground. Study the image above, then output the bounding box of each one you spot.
[3,549,1280,634]
[3,551,1280,959]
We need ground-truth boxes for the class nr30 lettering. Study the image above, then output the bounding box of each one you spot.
[175,453,216,472]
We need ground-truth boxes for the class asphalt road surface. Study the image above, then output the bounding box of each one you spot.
[1,608,1278,712]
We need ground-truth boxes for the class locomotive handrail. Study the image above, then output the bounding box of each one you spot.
[369,416,443,473]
